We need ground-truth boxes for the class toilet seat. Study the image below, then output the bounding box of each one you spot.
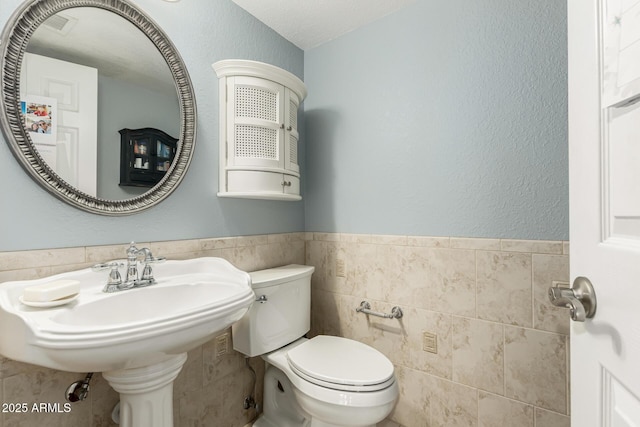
[286,335,395,392]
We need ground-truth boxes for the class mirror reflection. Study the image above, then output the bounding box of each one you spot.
[22,7,180,200]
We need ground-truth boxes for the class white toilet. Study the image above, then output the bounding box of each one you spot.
[232,264,399,427]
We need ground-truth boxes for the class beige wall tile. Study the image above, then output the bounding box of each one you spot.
[504,327,568,413]
[0,357,31,381]
[267,233,288,243]
[430,376,478,427]
[340,233,372,243]
[337,294,408,367]
[378,419,403,427]
[85,243,130,263]
[406,236,450,248]
[452,317,504,395]
[401,308,452,380]
[343,242,383,301]
[478,392,534,427]
[0,247,85,271]
[253,241,305,270]
[3,366,92,427]
[389,366,431,427]
[0,233,572,427]
[305,240,327,273]
[312,232,340,242]
[450,237,501,250]
[535,408,570,427]
[200,237,237,250]
[0,266,54,283]
[91,373,120,427]
[144,239,201,258]
[306,240,340,293]
[178,370,255,426]
[477,251,532,327]
[310,289,339,337]
[500,239,563,254]
[371,234,408,245]
[532,254,570,335]
[220,245,258,271]
[397,246,476,316]
[236,235,269,247]
[173,346,204,399]
[370,244,408,302]
[203,333,246,387]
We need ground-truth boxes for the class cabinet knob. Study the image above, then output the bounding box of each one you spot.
[280,123,285,129]
[281,181,292,187]
[286,125,292,131]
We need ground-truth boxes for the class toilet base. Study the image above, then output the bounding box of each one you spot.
[256,362,387,427]
[253,416,291,427]
[308,421,373,427]
[256,366,309,427]
[254,415,374,427]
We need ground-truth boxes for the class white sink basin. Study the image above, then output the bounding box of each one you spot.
[0,257,254,373]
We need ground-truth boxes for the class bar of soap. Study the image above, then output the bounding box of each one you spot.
[22,280,80,302]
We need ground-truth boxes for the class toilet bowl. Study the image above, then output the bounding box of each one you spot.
[274,337,398,427]
[232,265,399,427]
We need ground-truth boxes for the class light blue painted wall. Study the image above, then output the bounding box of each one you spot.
[0,0,305,251]
[1,0,568,252]
[303,0,568,240]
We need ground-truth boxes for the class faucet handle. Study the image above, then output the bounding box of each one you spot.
[138,246,164,263]
[145,255,166,264]
[140,255,165,283]
[92,261,124,277]
[92,262,125,292]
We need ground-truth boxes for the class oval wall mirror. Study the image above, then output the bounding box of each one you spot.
[0,0,196,215]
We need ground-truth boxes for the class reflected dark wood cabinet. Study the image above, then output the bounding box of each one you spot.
[119,128,178,187]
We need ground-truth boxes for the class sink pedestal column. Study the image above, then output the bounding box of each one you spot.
[103,353,187,427]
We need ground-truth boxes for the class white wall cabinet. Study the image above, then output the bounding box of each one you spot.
[213,60,307,200]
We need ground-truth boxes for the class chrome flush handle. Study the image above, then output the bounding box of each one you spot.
[548,276,597,322]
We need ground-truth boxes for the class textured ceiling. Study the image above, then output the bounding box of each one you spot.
[232,0,416,50]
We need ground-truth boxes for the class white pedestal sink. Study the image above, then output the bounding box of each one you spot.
[0,257,255,427]
[103,354,187,427]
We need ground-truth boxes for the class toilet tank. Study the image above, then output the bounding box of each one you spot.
[232,264,314,357]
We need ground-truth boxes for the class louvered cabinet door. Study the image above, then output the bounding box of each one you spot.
[214,60,306,200]
[227,76,284,171]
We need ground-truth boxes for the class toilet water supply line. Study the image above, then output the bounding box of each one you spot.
[243,357,259,412]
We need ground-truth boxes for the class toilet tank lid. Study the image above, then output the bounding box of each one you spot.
[249,264,315,289]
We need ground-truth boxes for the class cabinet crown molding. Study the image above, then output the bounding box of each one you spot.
[212,59,307,101]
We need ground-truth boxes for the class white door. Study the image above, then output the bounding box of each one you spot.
[20,52,98,196]
[569,0,640,425]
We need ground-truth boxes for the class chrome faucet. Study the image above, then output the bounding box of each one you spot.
[92,242,165,293]
[124,242,141,288]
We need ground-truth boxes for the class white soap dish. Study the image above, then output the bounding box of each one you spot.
[19,293,79,308]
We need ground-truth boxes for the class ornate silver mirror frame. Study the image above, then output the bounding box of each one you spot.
[0,0,196,215]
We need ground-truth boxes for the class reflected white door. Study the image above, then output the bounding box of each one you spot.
[20,52,98,197]
[569,0,640,425]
